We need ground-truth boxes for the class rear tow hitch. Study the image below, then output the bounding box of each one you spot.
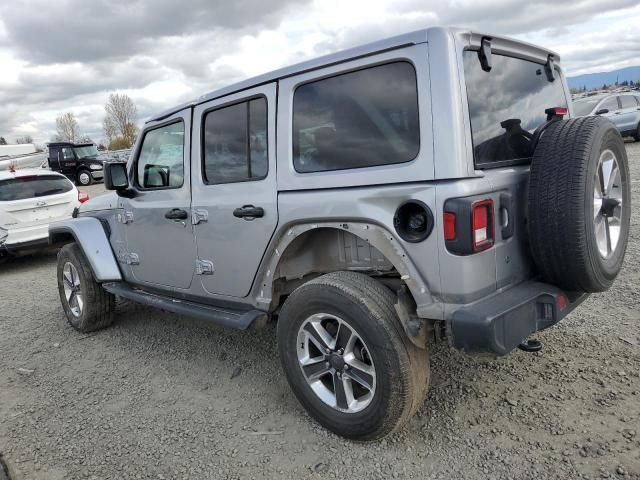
[518,338,542,353]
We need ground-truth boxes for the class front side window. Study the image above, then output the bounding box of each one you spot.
[136,122,185,189]
[463,51,568,166]
[203,97,268,184]
[573,99,599,116]
[0,175,73,201]
[292,61,420,173]
[73,145,99,158]
[599,96,619,112]
[62,147,74,160]
[619,95,638,109]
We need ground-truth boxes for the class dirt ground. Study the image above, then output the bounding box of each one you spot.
[1,143,639,480]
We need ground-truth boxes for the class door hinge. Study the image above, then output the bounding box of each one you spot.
[117,251,140,265]
[117,210,134,224]
[192,209,209,225]
[195,259,214,275]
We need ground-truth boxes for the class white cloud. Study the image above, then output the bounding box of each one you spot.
[0,0,638,144]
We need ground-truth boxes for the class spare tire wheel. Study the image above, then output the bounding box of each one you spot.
[527,116,630,293]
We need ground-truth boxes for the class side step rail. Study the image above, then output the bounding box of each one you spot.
[102,282,268,330]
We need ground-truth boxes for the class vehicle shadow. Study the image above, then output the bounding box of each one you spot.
[0,250,58,275]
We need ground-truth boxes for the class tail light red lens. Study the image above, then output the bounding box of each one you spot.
[471,200,494,252]
[78,191,90,203]
[443,212,456,241]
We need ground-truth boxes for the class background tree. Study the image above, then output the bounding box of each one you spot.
[103,93,139,149]
[0,137,7,145]
[55,112,80,143]
[15,135,34,144]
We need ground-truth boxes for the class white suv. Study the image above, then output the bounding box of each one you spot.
[0,169,87,258]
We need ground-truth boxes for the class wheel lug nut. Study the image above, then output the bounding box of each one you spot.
[325,362,330,368]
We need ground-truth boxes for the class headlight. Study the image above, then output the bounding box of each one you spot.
[0,227,8,245]
[90,164,103,170]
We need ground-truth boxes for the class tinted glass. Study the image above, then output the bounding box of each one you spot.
[463,51,568,166]
[619,95,638,109]
[599,96,619,112]
[62,147,74,160]
[573,99,599,116]
[0,175,73,201]
[292,62,419,173]
[203,98,268,184]
[137,122,184,189]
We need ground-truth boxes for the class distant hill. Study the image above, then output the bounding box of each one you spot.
[568,66,640,90]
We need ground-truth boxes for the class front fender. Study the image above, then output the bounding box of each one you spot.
[49,217,122,282]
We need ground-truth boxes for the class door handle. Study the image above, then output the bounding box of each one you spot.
[233,205,264,220]
[165,208,188,220]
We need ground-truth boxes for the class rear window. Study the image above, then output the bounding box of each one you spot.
[463,51,568,167]
[0,175,73,201]
[292,61,420,173]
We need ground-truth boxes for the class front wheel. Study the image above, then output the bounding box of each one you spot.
[277,271,429,440]
[57,243,115,332]
[76,169,92,186]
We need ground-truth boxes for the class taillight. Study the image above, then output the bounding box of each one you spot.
[443,197,495,255]
[471,200,494,252]
[443,212,456,241]
[78,191,90,203]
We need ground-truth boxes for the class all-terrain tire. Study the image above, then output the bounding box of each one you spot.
[528,116,630,292]
[277,271,429,440]
[57,243,115,332]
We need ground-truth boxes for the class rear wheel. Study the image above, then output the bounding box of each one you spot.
[277,271,429,440]
[77,169,92,186]
[57,243,115,332]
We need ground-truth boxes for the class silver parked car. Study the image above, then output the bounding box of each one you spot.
[573,93,640,141]
[49,27,631,440]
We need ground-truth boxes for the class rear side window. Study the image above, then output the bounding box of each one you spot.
[463,51,568,167]
[136,121,185,189]
[292,62,420,173]
[0,175,73,201]
[202,97,268,184]
[619,95,638,109]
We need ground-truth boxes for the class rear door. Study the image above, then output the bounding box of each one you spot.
[191,83,278,298]
[121,108,197,289]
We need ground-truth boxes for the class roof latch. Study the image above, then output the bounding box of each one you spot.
[545,55,556,82]
[478,37,492,72]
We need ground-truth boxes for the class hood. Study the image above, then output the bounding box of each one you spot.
[78,191,119,213]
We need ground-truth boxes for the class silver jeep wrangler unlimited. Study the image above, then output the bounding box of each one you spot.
[50,27,630,440]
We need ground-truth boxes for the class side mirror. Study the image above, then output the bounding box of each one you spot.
[595,108,609,115]
[104,162,129,191]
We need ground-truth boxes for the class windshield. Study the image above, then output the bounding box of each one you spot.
[463,50,568,167]
[73,145,99,158]
[0,175,73,201]
[573,99,599,116]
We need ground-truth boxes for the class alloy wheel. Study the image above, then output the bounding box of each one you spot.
[296,313,376,413]
[62,262,83,317]
[593,149,623,259]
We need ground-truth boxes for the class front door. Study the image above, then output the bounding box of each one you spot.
[191,84,278,298]
[121,108,196,289]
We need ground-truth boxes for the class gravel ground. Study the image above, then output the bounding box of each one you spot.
[1,143,639,480]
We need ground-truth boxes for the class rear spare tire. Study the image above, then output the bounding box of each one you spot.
[528,116,630,292]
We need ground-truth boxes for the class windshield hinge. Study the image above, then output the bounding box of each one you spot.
[195,259,214,275]
[192,209,208,225]
[545,55,556,82]
[117,210,134,224]
[478,37,492,72]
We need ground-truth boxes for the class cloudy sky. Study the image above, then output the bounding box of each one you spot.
[1,0,639,145]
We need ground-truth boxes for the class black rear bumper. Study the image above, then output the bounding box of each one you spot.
[449,281,588,355]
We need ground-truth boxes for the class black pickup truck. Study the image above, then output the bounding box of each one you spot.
[47,142,105,186]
